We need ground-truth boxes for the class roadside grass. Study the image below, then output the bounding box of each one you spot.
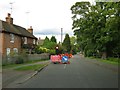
[14,64,46,71]
[88,57,119,65]
[2,59,49,69]
[25,59,48,64]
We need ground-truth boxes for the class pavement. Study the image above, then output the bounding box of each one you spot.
[2,60,50,88]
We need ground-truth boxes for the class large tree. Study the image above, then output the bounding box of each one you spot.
[71,2,120,58]
[62,34,71,53]
[43,36,57,49]
[50,36,57,43]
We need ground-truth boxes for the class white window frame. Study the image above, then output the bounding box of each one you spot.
[10,33,14,43]
[6,48,10,56]
[24,37,27,44]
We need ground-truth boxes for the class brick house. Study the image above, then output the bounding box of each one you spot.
[0,13,37,62]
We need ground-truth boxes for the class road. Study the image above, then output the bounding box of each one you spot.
[8,54,118,88]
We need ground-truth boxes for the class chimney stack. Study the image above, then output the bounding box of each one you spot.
[6,13,13,24]
[28,26,33,34]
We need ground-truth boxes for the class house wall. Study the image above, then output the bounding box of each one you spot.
[0,33,2,67]
[2,33,21,57]
[2,33,38,65]
[0,33,3,56]
[27,37,34,45]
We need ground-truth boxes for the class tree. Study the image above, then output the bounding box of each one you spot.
[50,36,57,43]
[43,36,49,45]
[36,36,57,54]
[71,2,120,58]
[70,36,78,54]
[62,34,71,53]
[70,36,77,45]
[42,36,57,49]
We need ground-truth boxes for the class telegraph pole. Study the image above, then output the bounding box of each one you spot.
[61,28,63,44]
[9,2,15,15]
[26,11,30,28]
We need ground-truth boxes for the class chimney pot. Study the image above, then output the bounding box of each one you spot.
[8,13,11,17]
[30,26,32,29]
[28,26,33,34]
[6,13,13,24]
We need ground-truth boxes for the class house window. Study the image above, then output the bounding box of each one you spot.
[10,34,14,43]
[24,37,27,44]
[33,39,36,44]
[6,48,10,56]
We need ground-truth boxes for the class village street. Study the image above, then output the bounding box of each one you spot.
[4,54,118,88]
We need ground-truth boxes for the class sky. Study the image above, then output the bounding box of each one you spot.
[0,0,94,42]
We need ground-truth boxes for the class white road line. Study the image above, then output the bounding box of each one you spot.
[64,64,66,69]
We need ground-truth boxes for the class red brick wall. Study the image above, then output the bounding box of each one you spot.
[27,37,33,45]
[2,32,37,57]
[2,33,21,57]
[0,33,3,57]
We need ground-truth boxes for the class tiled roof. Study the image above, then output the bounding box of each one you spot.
[0,20,37,39]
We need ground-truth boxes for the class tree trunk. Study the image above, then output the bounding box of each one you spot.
[101,52,107,59]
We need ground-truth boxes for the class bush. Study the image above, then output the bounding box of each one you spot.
[84,50,94,57]
[107,58,120,63]
[49,49,55,55]
[15,56,24,64]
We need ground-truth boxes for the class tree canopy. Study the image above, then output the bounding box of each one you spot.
[71,2,120,58]
[50,36,57,43]
[62,34,71,53]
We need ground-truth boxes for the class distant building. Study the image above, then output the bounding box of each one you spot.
[37,37,44,45]
[0,13,37,62]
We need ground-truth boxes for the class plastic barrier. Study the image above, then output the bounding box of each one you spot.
[50,55,61,64]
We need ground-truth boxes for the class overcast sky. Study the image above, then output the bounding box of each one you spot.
[0,0,94,42]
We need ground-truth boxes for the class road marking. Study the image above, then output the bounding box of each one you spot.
[64,64,66,69]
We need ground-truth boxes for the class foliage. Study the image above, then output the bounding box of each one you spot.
[42,36,57,49]
[70,36,77,45]
[15,56,24,64]
[35,36,57,54]
[70,36,79,54]
[15,50,28,64]
[71,2,120,58]
[62,34,71,53]
[50,36,57,43]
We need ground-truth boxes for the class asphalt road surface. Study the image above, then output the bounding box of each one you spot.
[9,55,118,88]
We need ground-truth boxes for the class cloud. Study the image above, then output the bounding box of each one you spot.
[34,28,73,36]
[34,28,61,35]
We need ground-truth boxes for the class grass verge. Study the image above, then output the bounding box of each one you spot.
[88,57,119,65]
[3,59,48,69]
[14,64,46,71]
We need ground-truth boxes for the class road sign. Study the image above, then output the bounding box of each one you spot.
[62,56,68,63]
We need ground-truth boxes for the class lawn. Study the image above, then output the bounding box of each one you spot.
[14,64,46,71]
[88,57,119,65]
[2,59,49,69]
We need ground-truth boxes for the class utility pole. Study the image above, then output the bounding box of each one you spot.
[61,28,63,44]
[9,2,15,15]
[26,11,30,28]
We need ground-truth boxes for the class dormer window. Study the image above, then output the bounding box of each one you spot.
[24,37,27,44]
[10,33,14,43]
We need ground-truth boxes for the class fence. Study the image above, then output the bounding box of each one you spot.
[2,53,50,65]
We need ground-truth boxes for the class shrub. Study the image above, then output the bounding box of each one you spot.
[15,56,24,64]
[107,58,120,62]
